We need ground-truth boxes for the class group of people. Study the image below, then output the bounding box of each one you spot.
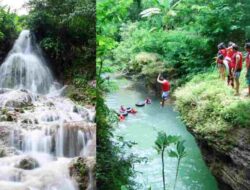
[118,98,152,121]
[138,42,250,109]
[217,42,250,96]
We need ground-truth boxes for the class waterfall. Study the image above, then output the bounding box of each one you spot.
[0,30,54,94]
[0,30,96,190]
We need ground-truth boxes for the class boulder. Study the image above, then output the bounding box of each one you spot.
[15,157,39,170]
[69,157,96,190]
[0,90,33,108]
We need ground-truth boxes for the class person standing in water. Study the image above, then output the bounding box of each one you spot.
[232,44,243,96]
[245,42,250,96]
[157,73,170,107]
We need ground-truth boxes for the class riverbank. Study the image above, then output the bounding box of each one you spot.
[174,70,250,190]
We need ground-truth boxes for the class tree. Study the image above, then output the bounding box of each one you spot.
[169,140,187,190]
[154,131,179,190]
[27,0,96,81]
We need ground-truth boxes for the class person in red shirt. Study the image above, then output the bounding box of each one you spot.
[216,42,227,80]
[157,73,170,107]
[245,43,250,96]
[226,42,235,60]
[225,42,236,88]
[232,44,243,96]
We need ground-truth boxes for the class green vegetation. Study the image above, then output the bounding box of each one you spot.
[154,132,179,190]
[99,0,250,189]
[154,132,187,190]
[175,68,250,150]
[0,1,96,105]
[27,0,96,104]
[97,1,141,189]
[0,3,96,189]
[96,95,139,189]
[169,140,187,190]
[0,7,22,63]
[96,0,250,189]
[98,0,250,88]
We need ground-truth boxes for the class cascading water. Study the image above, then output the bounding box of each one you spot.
[0,30,54,94]
[0,30,96,190]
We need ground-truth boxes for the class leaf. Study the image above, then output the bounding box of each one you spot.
[121,185,128,190]
[176,140,187,158]
[168,150,178,158]
[230,25,239,31]
[154,131,179,154]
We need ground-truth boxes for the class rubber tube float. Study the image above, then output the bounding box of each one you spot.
[135,101,145,107]
[120,111,128,116]
[130,108,137,114]
[126,107,132,112]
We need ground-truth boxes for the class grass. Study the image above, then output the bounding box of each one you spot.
[174,68,250,150]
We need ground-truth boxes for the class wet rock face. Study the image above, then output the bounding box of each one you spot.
[69,157,96,190]
[196,128,250,190]
[15,156,39,170]
[0,122,18,157]
[0,89,33,108]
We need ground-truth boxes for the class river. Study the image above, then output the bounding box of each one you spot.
[106,77,218,190]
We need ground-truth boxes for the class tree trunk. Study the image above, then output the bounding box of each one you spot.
[173,158,180,190]
[161,149,166,190]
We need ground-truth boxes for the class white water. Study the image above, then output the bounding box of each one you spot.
[0,30,96,190]
[0,30,55,94]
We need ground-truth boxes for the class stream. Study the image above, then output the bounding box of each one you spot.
[0,30,96,190]
[106,77,218,190]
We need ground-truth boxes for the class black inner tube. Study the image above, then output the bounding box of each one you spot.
[121,111,128,116]
[126,107,132,112]
[135,102,145,107]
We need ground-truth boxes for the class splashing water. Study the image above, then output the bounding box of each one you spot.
[0,30,96,190]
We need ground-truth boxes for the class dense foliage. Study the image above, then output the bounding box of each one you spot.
[27,0,96,82]
[0,7,22,63]
[26,0,96,105]
[99,0,250,88]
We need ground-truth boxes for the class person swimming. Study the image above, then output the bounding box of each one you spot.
[145,98,152,104]
[130,108,137,114]
[120,105,126,112]
[119,114,125,121]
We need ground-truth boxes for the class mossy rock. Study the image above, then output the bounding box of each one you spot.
[69,157,95,190]
[0,149,6,157]
[16,157,39,170]
[0,115,8,121]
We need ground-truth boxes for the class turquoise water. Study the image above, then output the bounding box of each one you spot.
[106,78,218,190]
